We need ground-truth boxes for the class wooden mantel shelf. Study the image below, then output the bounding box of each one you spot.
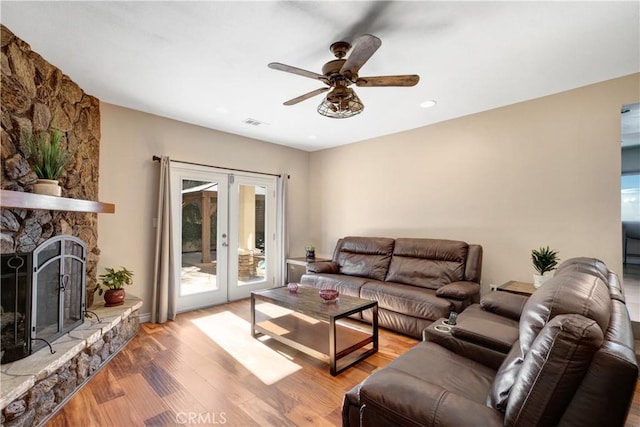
[0,189,115,213]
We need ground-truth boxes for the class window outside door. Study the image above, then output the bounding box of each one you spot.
[171,164,278,312]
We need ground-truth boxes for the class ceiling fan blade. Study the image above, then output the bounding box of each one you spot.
[356,75,420,87]
[339,34,381,78]
[283,87,330,106]
[268,62,328,83]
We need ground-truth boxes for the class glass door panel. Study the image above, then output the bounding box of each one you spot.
[172,166,228,312]
[228,175,276,300]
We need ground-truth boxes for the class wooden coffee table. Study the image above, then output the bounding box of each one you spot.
[251,286,378,375]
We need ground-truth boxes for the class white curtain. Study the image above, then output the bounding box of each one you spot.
[152,156,176,323]
[276,174,289,284]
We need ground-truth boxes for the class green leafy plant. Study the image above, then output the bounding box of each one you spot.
[305,245,315,251]
[23,128,70,180]
[531,246,559,275]
[97,267,134,295]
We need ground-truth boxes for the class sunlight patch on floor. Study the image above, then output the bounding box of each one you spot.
[191,311,301,385]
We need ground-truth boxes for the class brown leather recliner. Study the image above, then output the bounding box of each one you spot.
[343,257,638,426]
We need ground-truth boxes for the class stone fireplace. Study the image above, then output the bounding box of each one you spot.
[1,24,101,306]
[0,26,141,425]
[1,235,86,364]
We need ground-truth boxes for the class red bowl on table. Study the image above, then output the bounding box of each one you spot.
[319,289,339,302]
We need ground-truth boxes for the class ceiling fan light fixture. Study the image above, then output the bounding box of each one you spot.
[317,88,364,119]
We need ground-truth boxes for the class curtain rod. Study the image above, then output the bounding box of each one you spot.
[152,156,288,178]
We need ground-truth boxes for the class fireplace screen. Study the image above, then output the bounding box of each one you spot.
[32,236,86,353]
[0,235,86,363]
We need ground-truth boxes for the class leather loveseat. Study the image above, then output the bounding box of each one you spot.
[300,236,483,338]
[342,257,638,427]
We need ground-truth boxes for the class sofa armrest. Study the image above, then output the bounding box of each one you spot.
[451,317,518,354]
[436,281,480,300]
[480,291,528,320]
[359,369,503,427]
[306,261,339,274]
[423,320,508,370]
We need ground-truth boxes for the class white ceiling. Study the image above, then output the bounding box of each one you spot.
[2,1,639,151]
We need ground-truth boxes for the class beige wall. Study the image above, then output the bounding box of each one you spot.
[98,103,311,318]
[309,74,640,294]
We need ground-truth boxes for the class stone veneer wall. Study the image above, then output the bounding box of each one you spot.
[1,307,140,426]
[0,25,101,304]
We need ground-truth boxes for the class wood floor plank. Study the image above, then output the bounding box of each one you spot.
[88,366,125,404]
[237,395,297,427]
[46,383,108,427]
[97,395,146,426]
[117,372,173,421]
[45,298,639,427]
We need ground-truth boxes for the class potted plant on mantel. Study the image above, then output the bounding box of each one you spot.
[23,127,70,197]
[531,246,559,288]
[97,267,134,307]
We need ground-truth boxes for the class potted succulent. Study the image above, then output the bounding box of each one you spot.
[531,246,559,288]
[305,245,316,259]
[23,127,70,196]
[97,267,134,307]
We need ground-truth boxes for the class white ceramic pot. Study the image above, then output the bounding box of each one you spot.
[33,179,61,196]
[533,272,553,288]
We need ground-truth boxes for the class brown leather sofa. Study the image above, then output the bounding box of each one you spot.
[300,236,483,338]
[343,257,638,426]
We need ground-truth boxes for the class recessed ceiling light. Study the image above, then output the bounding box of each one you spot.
[420,100,437,108]
[216,107,229,114]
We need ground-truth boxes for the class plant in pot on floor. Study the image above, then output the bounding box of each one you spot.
[97,267,134,307]
[531,246,559,288]
[23,128,70,197]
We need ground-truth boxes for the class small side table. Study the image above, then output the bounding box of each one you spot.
[497,280,536,296]
[286,256,331,283]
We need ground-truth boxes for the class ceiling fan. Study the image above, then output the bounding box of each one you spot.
[268,34,419,119]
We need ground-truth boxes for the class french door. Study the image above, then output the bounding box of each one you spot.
[171,164,278,312]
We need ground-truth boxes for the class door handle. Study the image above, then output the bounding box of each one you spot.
[222,242,228,247]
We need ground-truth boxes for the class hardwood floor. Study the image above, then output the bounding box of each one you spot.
[46,299,640,427]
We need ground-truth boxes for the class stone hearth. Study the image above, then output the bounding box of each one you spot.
[0,297,141,426]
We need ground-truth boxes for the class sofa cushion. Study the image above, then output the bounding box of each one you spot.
[373,341,496,402]
[504,314,603,426]
[486,339,524,411]
[386,238,468,289]
[299,274,368,298]
[354,342,500,427]
[556,257,626,303]
[554,257,610,283]
[518,271,610,355]
[335,236,394,281]
[360,281,453,320]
